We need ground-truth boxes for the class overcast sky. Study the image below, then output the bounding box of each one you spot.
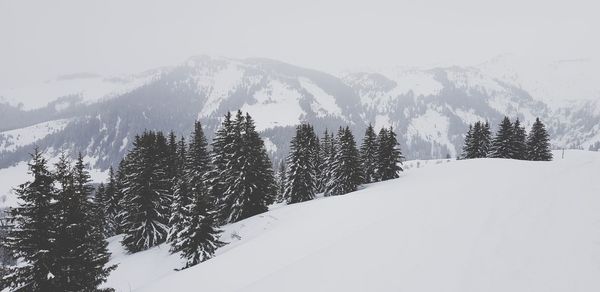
[1,0,599,88]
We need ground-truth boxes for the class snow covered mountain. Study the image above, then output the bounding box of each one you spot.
[103,150,600,292]
[1,55,599,207]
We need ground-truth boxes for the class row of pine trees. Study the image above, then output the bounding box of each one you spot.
[279,124,404,204]
[8,111,554,291]
[461,117,553,161]
[91,110,406,278]
[1,152,115,291]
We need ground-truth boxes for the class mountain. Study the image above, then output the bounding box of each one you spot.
[1,55,599,206]
[103,150,600,291]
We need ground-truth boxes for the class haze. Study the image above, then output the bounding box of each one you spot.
[1,0,599,88]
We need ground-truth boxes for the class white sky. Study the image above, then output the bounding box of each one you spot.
[1,0,599,88]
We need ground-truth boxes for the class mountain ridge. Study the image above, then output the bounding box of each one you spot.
[0,55,598,182]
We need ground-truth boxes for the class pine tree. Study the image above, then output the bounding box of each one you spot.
[275,160,286,203]
[95,182,107,233]
[207,112,234,210]
[283,124,318,204]
[113,159,127,235]
[325,127,363,196]
[169,122,224,269]
[461,124,475,159]
[526,118,553,161]
[167,137,190,244]
[360,124,378,183]
[96,166,120,238]
[490,117,515,158]
[479,121,492,158]
[53,154,115,291]
[1,149,58,291]
[375,127,404,181]
[512,118,527,160]
[318,130,335,194]
[212,111,276,223]
[120,131,172,252]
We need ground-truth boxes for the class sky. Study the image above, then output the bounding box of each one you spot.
[1,0,599,88]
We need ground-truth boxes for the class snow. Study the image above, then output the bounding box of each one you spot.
[0,161,28,207]
[406,108,456,157]
[299,78,344,119]
[262,138,277,153]
[103,150,600,292]
[0,152,107,208]
[451,108,486,125]
[240,80,305,131]
[479,54,600,108]
[196,61,246,117]
[0,72,159,111]
[0,119,71,152]
[374,114,391,129]
[385,69,443,98]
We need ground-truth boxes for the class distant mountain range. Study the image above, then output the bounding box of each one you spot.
[1,54,599,177]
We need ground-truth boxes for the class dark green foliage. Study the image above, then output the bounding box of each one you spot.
[120,131,172,252]
[512,119,527,160]
[325,127,363,196]
[283,124,318,204]
[53,154,116,291]
[169,122,224,269]
[490,116,515,158]
[275,160,286,203]
[375,127,404,181]
[96,167,120,237]
[526,118,553,161]
[318,130,335,193]
[211,111,276,223]
[462,121,492,159]
[461,124,475,159]
[1,150,115,291]
[1,149,58,291]
[360,124,378,183]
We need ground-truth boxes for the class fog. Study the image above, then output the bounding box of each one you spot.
[1,0,599,88]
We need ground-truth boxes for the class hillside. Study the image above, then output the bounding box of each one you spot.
[1,55,599,193]
[103,150,600,292]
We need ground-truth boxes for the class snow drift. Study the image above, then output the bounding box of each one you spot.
[105,150,600,292]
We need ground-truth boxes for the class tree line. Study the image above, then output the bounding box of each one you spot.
[1,152,115,291]
[1,110,406,290]
[280,124,404,204]
[461,116,552,161]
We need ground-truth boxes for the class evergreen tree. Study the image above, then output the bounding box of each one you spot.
[461,124,475,159]
[318,130,335,194]
[479,121,492,158]
[283,124,318,204]
[526,118,553,161]
[275,160,286,203]
[360,124,378,183]
[325,127,363,196]
[212,111,276,223]
[167,138,190,244]
[113,159,127,235]
[169,122,224,269]
[120,131,172,252]
[95,182,107,234]
[1,149,58,291]
[53,154,115,291]
[512,118,527,160]
[207,112,234,209]
[96,166,120,238]
[375,127,404,181]
[490,117,515,158]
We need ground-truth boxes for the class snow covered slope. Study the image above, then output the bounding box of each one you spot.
[104,150,600,292]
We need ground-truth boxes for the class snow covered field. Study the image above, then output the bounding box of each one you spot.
[104,150,600,292]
